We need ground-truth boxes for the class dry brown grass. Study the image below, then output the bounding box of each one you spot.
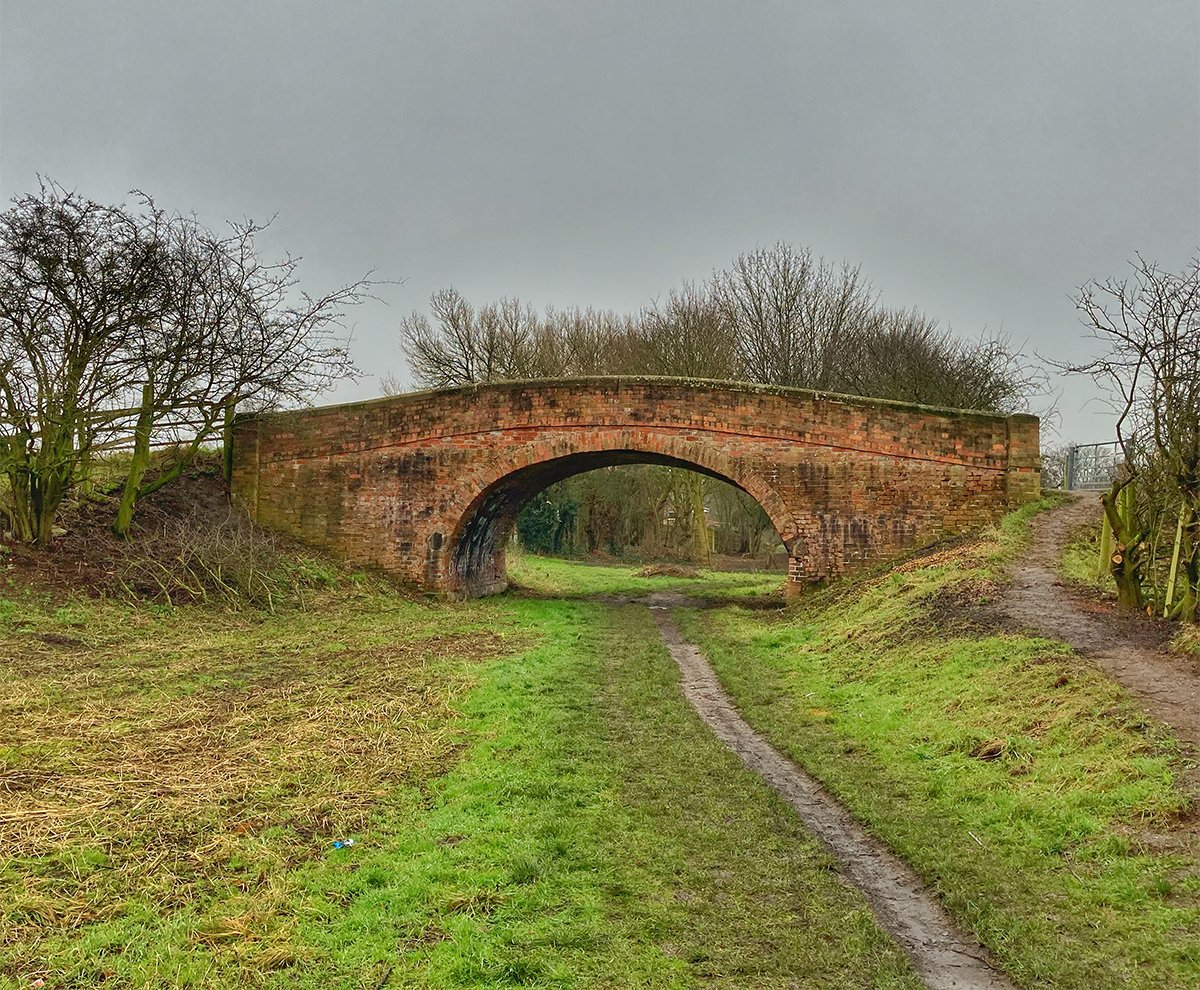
[634,563,701,578]
[0,593,516,973]
[891,538,984,574]
[1173,623,1200,661]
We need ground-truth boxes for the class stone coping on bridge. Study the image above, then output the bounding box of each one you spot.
[238,375,1039,429]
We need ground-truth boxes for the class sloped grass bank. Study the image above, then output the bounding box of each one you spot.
[676,503,1200,990]
[1058,513,1113,598]
[1,587,917,988]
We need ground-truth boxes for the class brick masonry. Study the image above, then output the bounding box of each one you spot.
[230,377,1041,597]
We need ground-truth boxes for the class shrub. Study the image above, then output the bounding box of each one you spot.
[117,510,341,610]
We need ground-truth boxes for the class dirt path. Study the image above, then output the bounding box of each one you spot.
[646,598,1015,990]
[1002,496,1200,749]
[624,499,1199,988]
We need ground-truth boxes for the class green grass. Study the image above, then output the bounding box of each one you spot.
[9,496,1198,988]
[1,585,916,988]
[508,552,784,601]
[1060,515,1113,596]
[672,505,1200,989]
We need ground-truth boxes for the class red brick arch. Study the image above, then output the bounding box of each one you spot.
[441,436,800,595]
[230,377,1040,596]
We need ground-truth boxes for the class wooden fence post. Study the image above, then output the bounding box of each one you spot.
[1163,503,1186,617]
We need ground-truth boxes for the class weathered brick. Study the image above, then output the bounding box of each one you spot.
[231,377,1041,597]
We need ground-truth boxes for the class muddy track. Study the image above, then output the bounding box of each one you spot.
[645,598,1014,990]
[1001,496,1200,749]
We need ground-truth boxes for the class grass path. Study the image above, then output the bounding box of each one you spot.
[282,598,922,987]
[650,604,1012,990]
[672,510,1200,990]
[516,523,1200,988]
[1,588,917,988]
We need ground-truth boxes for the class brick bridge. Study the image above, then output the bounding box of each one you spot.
[230,377,1040,597]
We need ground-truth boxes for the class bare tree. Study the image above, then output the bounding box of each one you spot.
[637,282,738,379]
[397,251,1038,413]
[400,291,646,387]
[711,242,875,389]
[0,181,368,542]
[111,211,368,536]
[1070,255,1200,617]
[542,306,642,376]
[841,310,1035,412]
[0,182,163,542]
[399,289,541,388]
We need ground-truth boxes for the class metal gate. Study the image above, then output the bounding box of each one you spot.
[1066,441,1124,491]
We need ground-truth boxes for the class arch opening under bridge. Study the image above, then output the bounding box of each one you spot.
[446,446,792,597]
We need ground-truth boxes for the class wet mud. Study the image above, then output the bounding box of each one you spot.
[647,602,1015,990]
[1002,496,1200,749]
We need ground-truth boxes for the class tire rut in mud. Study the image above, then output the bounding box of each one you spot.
[645,600,1015,990]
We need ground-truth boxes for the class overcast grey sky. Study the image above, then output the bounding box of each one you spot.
[2,0,1197,441]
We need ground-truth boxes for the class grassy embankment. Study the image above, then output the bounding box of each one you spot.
[673,500,1200,989]
[1058,511,1113,597]
[1,573,916,988]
